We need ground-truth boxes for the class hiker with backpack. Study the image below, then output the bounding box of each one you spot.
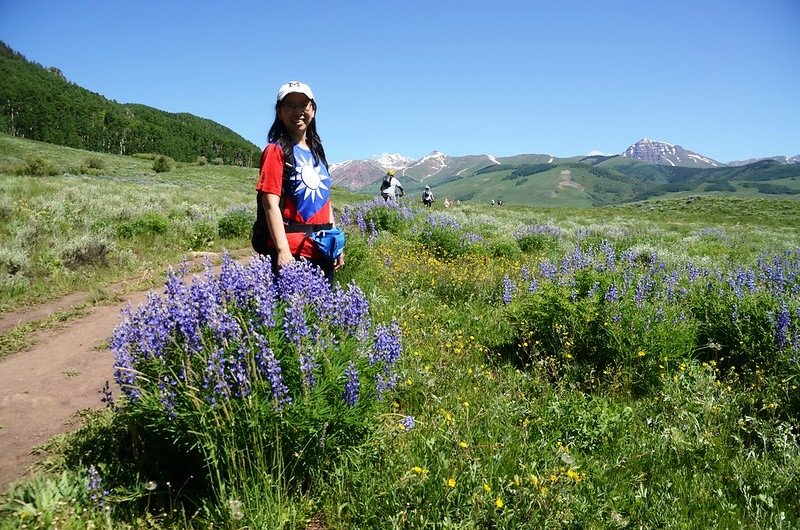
[422,185,435,208]
[251,81,344,286]
[380,170,404,202]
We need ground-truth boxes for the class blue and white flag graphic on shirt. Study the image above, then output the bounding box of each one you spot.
[289,145,331,221]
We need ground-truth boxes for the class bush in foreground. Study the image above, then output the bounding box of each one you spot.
[94,254,405,525]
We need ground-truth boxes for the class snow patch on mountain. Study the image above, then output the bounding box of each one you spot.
[373,153,414,170]
[486,155,500,165]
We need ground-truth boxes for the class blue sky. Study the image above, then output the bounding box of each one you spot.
[1,0,798,163]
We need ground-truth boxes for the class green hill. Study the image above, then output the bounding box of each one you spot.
[0,41,261,166]
[402,157,800,207]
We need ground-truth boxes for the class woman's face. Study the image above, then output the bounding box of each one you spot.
[278,93,315,140]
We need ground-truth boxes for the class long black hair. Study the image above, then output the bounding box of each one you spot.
[267,99,328,169]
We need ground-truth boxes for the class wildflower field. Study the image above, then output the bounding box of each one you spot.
[1,155,800,528]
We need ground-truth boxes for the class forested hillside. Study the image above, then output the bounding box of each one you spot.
[0,42,261,166]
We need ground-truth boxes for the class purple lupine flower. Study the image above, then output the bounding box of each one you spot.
[209,310,242,343]
[343,362,360,407]
[605,283,619,303]
[340,205,352,227]
[528,277,539,293]
[502,276,515,304]
[109,308,142,400]
[203,348,229,406]
[374,371,398,401]
[521,266,530,281]
[159,377,177,420]
[252,333,291,409]
[400,415,415,431]
[357,211,367,233]
[99,380,116,411]
[600,240,615,271]
[227,343,251,399]
[332,282,372,342]
[465,232,483,244]
[540,260,557,280]
[370,321,403,367]
[248,254,277,328]
[283,294,309,348]
[87,465,109,508]
[299,350,318,389]
[277,260,330,302]
[775,301,791,351]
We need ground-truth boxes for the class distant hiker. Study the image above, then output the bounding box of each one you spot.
[422,185,435,207]
[497,199,503,206]
[491,199,495,206]
[380,170,404,202]
[252,80,344,286]
[444,197,451,208]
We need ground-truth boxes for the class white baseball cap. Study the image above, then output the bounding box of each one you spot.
[277,81,314,102]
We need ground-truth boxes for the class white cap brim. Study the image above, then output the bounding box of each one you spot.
[277,81,314,102]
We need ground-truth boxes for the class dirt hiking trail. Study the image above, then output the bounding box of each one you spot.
[0,251,249,491]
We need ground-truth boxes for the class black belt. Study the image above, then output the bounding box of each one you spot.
[284,223,333,234]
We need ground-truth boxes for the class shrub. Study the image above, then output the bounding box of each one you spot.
[16,155,60,177]
[153,155,175,173]
[414,213,471,260]
[84,156,106,170]
[117,212,170,239]
[363,205,404,234]
[186,218,217,249]
[211,157,224,165]
[0,247,28,275]
[60,235,111,268]
[514,224,562,254]
[196,155,208,166]
[486,238,522,259]
[107,256,404,509]
[217,206,251,239]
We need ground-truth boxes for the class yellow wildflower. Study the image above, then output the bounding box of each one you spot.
[529,475,539,486]
[483,483,492,492]
[637,350,646,357]
[495,497,504,508]
[567,469,581,482]
[459,441,468,449]
[447,478,456,488]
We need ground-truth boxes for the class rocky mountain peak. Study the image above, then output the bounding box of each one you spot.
[623,138,721,168]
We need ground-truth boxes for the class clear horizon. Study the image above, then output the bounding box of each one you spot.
[1,0,798,164]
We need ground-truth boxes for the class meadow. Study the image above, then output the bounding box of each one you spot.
[1,136,800,528]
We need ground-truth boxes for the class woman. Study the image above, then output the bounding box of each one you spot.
[254,81,344,285]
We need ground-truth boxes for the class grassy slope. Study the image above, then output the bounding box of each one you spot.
[1,135,799,528]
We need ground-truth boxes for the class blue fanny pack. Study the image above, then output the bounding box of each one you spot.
[310,228,346,261]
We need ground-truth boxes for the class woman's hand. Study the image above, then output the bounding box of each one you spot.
[277,248,294,268]
[334,252,345,271]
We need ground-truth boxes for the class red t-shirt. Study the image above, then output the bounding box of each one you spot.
[256,143,333,258]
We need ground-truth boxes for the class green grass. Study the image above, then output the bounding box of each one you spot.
[1,139,799,529]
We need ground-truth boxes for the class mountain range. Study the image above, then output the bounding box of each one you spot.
[330,139,800,199]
